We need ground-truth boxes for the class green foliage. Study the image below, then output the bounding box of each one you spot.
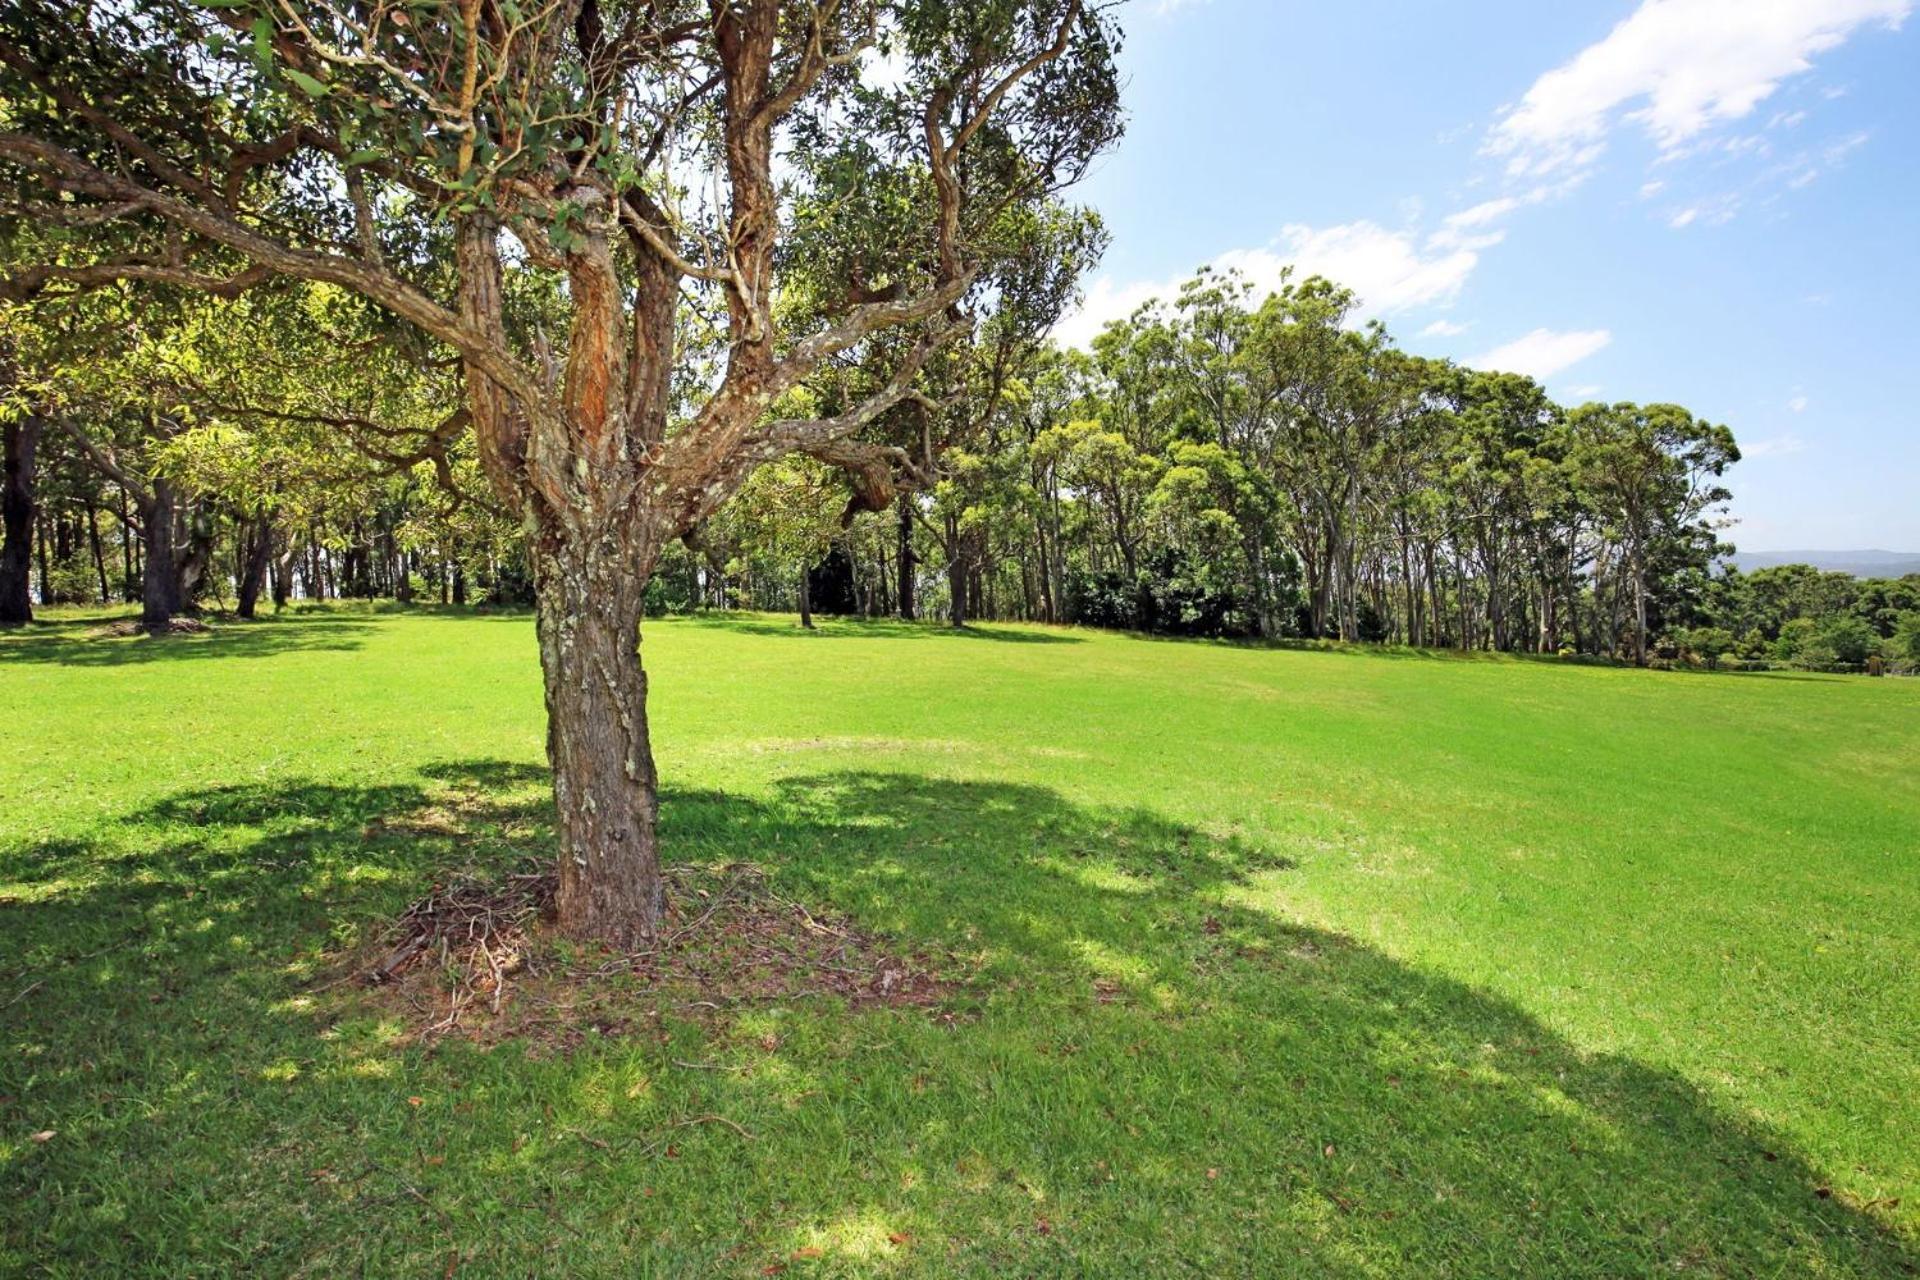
[1818,614,1880,666]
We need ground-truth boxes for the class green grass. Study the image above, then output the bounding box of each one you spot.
[3,605,1916,1276]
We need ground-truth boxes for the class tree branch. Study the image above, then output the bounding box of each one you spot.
[0,132,548,413]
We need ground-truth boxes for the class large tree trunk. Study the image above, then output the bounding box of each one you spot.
[140,478,184,630]
[531,526,663,946]
[896,493,915,621]
[0,414,39,625]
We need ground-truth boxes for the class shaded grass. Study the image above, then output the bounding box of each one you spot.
[3,607,1917,1275]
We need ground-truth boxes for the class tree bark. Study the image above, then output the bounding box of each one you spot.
[139,478,184,630]
[896,493,916,621]
[117,484,135,600]
[944,513,966,628]
[86,501,109,603]
[798,563,814,629]
[236,518,273,619]
[0,415,39,624]
[531,524,664,947]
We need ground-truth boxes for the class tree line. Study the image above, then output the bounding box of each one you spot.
[12,262,1913,673]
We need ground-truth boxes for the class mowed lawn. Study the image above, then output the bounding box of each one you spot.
[3,607,1916,1277]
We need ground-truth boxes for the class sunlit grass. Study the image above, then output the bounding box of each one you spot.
[2,604,1916,1276]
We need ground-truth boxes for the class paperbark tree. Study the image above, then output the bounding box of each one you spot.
[0,0,1119,942]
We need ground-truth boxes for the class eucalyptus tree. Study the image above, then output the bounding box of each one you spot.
[1567,403,1738,664]
[1241,275,1393,640]
[0,0,1119,940]
[1445,369,1556,651]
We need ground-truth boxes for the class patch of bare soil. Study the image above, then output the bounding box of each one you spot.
[335,863,965,1047]
[93,617,213,637]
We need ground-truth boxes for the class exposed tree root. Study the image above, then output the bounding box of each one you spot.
[346,862,963,1046]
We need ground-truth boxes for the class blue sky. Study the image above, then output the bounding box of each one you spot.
[1057,0,1919,552]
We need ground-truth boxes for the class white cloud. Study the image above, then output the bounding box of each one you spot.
[1787,394,1810,412]
[1486,0,1909,177]
[1824,130,1872,163]
[1666,192,1742,228]
[1052,276,1172,349]
[1056,221,1484,348]
[1639,179,1667,198]
[1444,197,1520,230]
[1420,319,1471,338]
[1744,434,1806,458]
[1568,384,1604,400]
[1471,328,1613,379]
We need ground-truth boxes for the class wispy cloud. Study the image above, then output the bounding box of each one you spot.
[1788,394,1810,412]
[1061,1,1906,357]
[1485,0,1909,178]
[1743,435,1807,458]
[1471,329,1613,379]
[1420,319,1471,338]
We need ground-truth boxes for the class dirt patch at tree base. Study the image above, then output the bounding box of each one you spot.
[93,617,213,637]
[330,862,967,1048]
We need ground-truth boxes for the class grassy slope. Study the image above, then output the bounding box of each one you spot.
[3,607,1916,1277]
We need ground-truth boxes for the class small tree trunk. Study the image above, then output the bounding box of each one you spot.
[35,509,51,607]
[0,415,39,625]
[86,502,109,604]
[531,528,663,946]
[236,519,273,619]
[118,484,136,600]
[798,563,814,629]
[1632,557,1649,667]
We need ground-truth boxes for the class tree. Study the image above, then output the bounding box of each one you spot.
[1893,611,1920,666]
[1569,403,1737,665]
[1817,614,1877,667]
[722,457,845,628]
[0,0,1120,941]
[0,406,37,624]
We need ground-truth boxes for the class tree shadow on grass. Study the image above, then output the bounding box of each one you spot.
[2,762,1911,1276]
[663,612,1084,644]
[0,610,374,667]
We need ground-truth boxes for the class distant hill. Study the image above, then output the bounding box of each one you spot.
[1730,549,1920,578]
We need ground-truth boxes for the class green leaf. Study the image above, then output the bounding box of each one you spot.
[285,69,329,98]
